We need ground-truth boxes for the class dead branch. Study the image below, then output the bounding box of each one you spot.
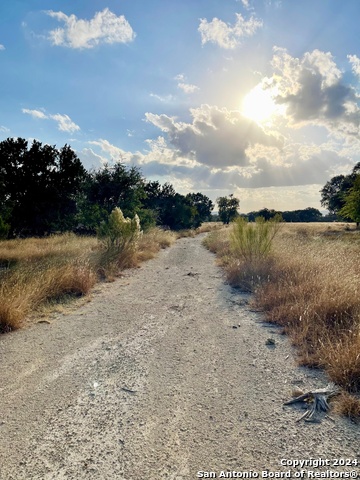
[284,384,340,423]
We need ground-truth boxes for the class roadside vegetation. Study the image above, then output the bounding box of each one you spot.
[0,219,177,333]
[0,137,217,333]
[204,221,360,420]
[0,215,222,334]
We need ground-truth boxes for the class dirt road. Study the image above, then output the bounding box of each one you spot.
[0,235,358,479]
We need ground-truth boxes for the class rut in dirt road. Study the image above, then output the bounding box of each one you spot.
[0,235,358,480]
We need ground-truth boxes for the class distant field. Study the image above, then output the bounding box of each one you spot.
[204,221,360,419]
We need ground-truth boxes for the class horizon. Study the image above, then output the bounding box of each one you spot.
[1,1,360,212]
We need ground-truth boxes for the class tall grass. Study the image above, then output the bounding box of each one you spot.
[204,222,360,418]
[0,227,176,333]
[230,216,282,261]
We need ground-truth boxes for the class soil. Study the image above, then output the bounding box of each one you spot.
[0,234,358,479]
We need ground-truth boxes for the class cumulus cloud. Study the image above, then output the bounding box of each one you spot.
[270,48,360,137]
[78,147,107,169]
[84,130,354,213]
[22,108,80,132]
[49,114,80,133]
[145,104,282,168]
[89,138,130,162]
[348,54,360,78]
[46,8,135,49]
[198,13,263,49]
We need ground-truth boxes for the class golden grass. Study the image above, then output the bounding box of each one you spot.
[0,233,98,266]
[332,392,360,422]
[196,222,223,234]
[136,227,176,262]
[204,222,360,418]
[0,227,177,333]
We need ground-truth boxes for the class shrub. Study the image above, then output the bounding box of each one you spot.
[230,215,282,262]
[96,207,142,276]
[97,207,141,249]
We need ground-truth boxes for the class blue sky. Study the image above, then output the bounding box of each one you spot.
[1,0,360,212]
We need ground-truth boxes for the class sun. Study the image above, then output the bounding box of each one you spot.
[241,84,280,125]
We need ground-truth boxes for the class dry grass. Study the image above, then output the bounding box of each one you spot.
[0,233,98,267]
[0,227,177,333]
[136,227,176,262]
[196,222,223,234]
[204,222,360,418]
[332,392,360,422]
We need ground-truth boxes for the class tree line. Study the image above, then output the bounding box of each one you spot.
[1,137,359,238]
[0,138,214,238]
[218,163,360,227]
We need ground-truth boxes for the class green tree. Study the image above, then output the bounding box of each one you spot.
[143,182,200,230]
[0,138,86,236]
[217,194,240,224]
[340,176,360,228]
[320,162,360,215]
[78,163,146,232]
[186,192,214,227]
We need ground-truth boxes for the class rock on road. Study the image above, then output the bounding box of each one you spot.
[0,235,358,479]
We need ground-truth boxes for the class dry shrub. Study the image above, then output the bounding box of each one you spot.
[42,263,96,301]
[202,229,230,257]
[93,242,138,280]
[226,257,275,292]
[332,392,360,422]
[0,260,96,332]
[136,227,176,262]
[319,331,360,392]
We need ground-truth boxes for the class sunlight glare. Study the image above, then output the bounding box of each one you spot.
[241,84,280,125]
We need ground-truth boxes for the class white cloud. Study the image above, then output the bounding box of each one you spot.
[174,73,199,94]
[178,83,199,94]
[22,108,80,133]
[0,126,10,133]
[22,108,47,119]
[348,54,360,78]
[198,13,263,49]
[78,147,107,169]
[89,139,130,162]
[50,114,80,133]
[46,8,135,49]
[150,92,175,103]
[269,48,360,138]
[240,0,251,10]
[0,44,5,51]
[145,104,282,168]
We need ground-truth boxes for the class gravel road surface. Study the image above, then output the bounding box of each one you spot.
[0,234,358,479]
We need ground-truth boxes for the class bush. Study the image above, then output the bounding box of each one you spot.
[96,207,142,276]
[230,215,282,261]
